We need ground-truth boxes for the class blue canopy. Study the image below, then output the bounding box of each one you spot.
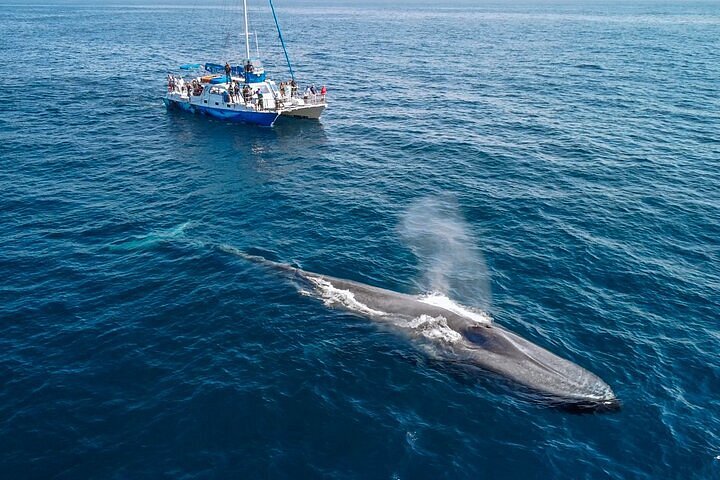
[204,63,244,76]
[245,71,266,83]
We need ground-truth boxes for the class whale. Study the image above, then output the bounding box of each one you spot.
[221,246,620,412]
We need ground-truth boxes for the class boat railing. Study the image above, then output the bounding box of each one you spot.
[304,94,327,105]
[275,93,326,106]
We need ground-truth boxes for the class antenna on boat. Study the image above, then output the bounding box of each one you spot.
[243,0,251,60]
[268,0,295,81]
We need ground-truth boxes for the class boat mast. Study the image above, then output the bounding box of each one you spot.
[243,0,251,60]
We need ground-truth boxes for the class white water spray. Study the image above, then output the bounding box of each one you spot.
[305,275,387,317]
[418,292,491,325]
[305,275,467,344]
[399,196,492,313]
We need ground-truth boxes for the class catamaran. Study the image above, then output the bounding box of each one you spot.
[163,0,326,127]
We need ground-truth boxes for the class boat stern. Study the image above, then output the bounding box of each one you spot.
[280,103,326,119]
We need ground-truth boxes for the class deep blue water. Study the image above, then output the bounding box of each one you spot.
[2,1,720,478]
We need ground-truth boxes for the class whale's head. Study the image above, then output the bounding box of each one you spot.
[458,325,620,413]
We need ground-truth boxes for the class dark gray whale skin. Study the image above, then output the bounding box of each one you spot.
[228,248,620,412]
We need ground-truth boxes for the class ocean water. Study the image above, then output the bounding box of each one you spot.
[1,0,719,478]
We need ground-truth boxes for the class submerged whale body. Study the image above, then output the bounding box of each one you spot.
[227,248,619,412]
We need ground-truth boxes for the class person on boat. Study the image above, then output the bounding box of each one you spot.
[224,62,232,84]
[243,84,251,103]
[320,85,327,100]
[245,61,254,74]
[310,84,317,95]
[290,79,298,97]
[256,89,264,110]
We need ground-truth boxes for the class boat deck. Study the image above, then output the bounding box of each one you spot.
[166,77,326,122]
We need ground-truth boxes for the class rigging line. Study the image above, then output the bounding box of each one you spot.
[268,0,295,81]
[219,0,232,58]
[221,0,242,61]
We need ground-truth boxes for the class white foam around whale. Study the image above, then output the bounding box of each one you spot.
[306,275,387,317]
[406,314,463,343]
[417,292,492,326]
[306,277,467,344]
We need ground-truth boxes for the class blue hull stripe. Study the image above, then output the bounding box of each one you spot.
[164,99,279,127]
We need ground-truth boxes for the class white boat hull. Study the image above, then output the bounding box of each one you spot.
[280,104,326,119]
